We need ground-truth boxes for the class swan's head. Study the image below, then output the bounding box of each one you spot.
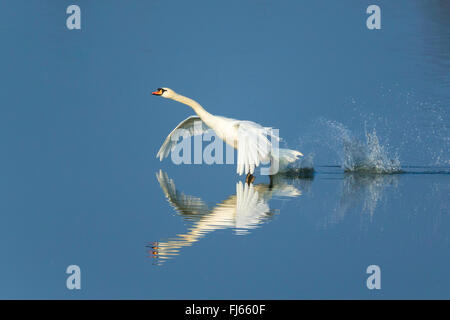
[152,87,175,99]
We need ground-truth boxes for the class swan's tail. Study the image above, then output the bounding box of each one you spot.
[271,148,303,174]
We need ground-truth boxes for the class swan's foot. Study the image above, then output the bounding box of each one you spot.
[246,173,255,184]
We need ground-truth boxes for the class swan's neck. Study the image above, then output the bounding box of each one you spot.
[171,93,213,123]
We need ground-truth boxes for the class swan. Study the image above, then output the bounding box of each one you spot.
[152,87,303,183]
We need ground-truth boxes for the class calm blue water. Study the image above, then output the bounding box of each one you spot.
[0,0,449,299]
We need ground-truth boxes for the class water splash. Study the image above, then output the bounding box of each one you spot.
[283,152,315,178]
[318,119,401,173]
[348,89,449,167]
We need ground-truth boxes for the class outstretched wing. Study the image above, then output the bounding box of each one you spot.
[157,116,210,161]
[235,121,278,175]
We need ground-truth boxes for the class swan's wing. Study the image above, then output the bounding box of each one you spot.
[157,116,210,161]
[156,170,209,219]
[235,121,278,175]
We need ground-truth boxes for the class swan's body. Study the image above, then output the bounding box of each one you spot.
[152,87,303,177]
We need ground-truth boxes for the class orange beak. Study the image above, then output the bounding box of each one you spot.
[152,89,163,95]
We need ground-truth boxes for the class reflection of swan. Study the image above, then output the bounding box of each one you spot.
[152,88,303,182]
[149,170,302,263]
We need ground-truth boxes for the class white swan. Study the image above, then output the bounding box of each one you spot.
[152,87,303,182]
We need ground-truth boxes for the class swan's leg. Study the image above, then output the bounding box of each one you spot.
[269,175,274,189]
[246,173,255,184]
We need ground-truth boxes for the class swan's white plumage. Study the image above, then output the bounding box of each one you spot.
[154,88,302,175]
[156,116,209,161]
[234,120,275,175]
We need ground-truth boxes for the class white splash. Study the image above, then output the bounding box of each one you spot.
[320,119,401,173]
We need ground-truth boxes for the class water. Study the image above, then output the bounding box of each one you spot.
[0,0,449,299]
[147,166,449,299]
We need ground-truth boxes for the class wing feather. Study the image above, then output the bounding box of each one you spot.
[157,116,210,161]
[235,121,278,175]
